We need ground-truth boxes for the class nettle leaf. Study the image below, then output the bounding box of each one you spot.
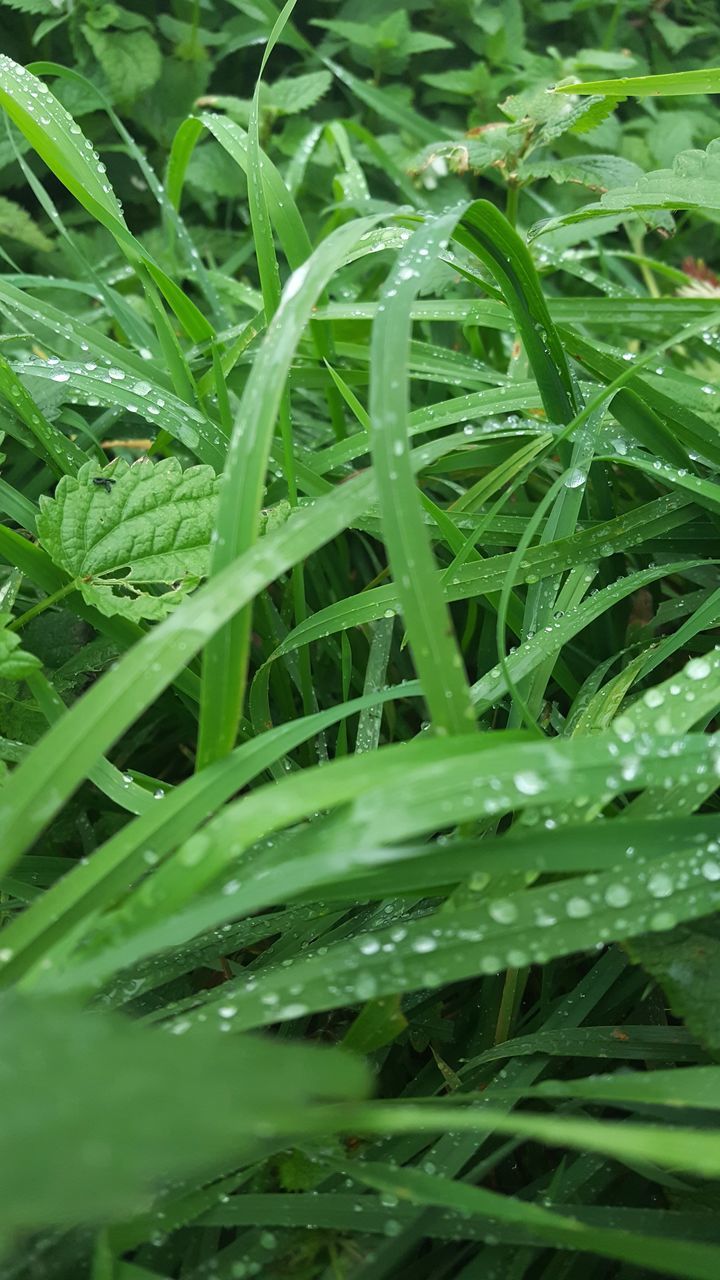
[531,139,720,238]
[410,125,514,178]
[568,95,620,134]
[653,12,707,54]
[314,12,449,73]
[573,48,638,73]
[520,153,644,192]
[500,83,607,145]
[36,459,219,622]
[266,70,332,116]
[0,0,58,11]
[186,141,247,213]
[0,194,52,251]
[404,31,454,55]
[421,67,489,98]
[82,27,162,102]
[628,921,720,1058]
[314,17,390,50]
[0,613,42,681]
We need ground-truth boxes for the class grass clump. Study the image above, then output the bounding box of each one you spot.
[2,1,720,1277]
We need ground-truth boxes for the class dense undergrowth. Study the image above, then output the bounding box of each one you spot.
[2,1,720,1277]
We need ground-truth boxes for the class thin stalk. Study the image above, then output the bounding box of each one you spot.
[8,578,79,632]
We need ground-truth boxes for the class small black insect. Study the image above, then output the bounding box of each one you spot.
[92,476,116,494]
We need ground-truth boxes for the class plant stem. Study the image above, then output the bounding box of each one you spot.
[505,181,520,228]
[9,579,80,632]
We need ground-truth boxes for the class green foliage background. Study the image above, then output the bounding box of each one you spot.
[2,1,720,1278]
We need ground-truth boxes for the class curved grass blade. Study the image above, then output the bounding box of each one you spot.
[0,56,212,343]
[452,201,580,427]
[368,210,476,735]
[195,213,383,766]
[0,682,420,984]
[44,729,720,994]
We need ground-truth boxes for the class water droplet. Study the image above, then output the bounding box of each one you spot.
[650,910,676,931]
[514,770,544,796]
[686,656,711,681]
[566,896,591,918]
[279,1002,308,1019]
[359,937,380,955]
[647,872,674,898]
[489,899,518,924]
[643,688,664,708]
[412,936,437,953]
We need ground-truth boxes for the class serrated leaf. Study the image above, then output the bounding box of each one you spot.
[266,70,332,116]
[628,921,720,1058]
[0,614,42,681]
[314,17,387,50]
[520,153,644,192]
[82,28,162,102]
[421,67,486,97]
[36,459,219,622]
[404,31,454,54]
[531,140,720,238]
[653,13,707,54]
[185,140,247,210]
[500,83,608,144]
[568,94,620,134]
[410,126,514,178]
[0,194,52,251]
[0,0,58,12]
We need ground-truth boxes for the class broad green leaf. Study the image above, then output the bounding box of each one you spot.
[82,28,162,102]
[0,193,51,250]
[36,459,219,621]
[520,153,644,191]
[0,994,368,1231]
[628,922,720,1057]
[266,70,332,115]
[500,82,607,143]
[0,466,379,875]
[532,140,720,238]
[0,0,59,12]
